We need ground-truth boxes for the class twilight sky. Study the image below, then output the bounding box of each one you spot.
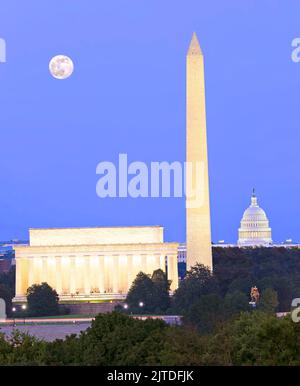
[0,0,299,243]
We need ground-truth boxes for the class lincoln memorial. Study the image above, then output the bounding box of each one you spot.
[13,226,179,302]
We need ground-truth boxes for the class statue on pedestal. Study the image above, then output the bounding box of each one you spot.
[249,286,260,307]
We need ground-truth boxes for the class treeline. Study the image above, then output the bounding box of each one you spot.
[0,311,300,365]
[177,247,300,312]
[123,247,300,333]
[213,247,300,311]
[123,264,280,333]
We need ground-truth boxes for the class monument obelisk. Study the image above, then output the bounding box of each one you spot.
[186,32,212,270]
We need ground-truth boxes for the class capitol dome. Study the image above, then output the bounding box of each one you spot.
[238,190,272,247]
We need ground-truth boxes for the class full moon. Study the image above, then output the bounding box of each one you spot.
[49,55,74,79]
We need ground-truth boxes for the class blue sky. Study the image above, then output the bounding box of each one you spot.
[0,0,299,243]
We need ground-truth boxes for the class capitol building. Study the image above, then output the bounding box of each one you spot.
[237,190,272,247]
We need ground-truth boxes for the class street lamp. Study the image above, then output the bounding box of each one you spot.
[123,304,128,310]
[12,307,16,326]
[21,304,27,324]
[139,302,144,308]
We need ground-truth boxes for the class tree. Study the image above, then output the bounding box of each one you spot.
[0,265,15,295]
[151,269,170,312]
[184,293,225,334]
[172,263,219,313]
[78,312,168,365]
[209,312,300,365]
[212,247,300,312]
[125,270,171,314]
[1,311,300,365]
[126,272,155,314]
[258,288,279,314]
[26,282,59,316]
[0,312,199,365]
[224,290,249,317]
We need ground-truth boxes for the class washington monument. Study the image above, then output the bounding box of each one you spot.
[186,32,212,270]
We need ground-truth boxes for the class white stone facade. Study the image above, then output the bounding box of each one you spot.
[14,226,178,302]
[238,193,272,247]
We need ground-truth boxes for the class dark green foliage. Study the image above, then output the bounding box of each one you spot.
[208,312,300,365]
[0,311,300,365]
[0,330,47,365]
[213,247,300,311]
[224,290,249,317]
[125,269,170,314]
[184,293,225,334]
[125,272,155,313]
[173,248,300,333]
[79,312,168,365]
[26,282,59,317]
[151,269,171,311]
[183,290,250,334]
[0,266,15,317]
[172,264,237,333]
[1,312,206,366]
[172,263,219,314]
[0,265,15,294]
[258,288,279,313]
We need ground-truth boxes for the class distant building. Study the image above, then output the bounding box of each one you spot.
[0,245,15,274]
[0,240,28,274]
[238,190,272,247]
[178,244,186,263]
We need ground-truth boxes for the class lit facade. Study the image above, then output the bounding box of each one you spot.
[186,33,212,270]
[238,192,272,247]
[14,227,179,302]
